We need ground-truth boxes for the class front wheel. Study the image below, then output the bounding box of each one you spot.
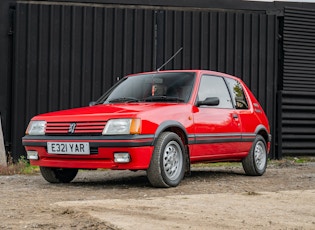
[40,167,78,183]
[147,132,186,188]
[242,135,267,176]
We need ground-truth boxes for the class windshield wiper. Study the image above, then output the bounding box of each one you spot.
[108,97,140,103]
[144,96,184,102]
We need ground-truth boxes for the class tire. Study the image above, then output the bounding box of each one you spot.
[40,167,78,183]
[147,132,186,188]
[242,135,267,176]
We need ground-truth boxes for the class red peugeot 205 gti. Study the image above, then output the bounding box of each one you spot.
[23,70,271,187]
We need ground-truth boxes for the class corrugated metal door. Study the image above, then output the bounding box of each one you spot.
[12,3,156,159]
[155,10,278,159]
[155,10,277,122]
[11,2,278,159]
[279,7,315,156]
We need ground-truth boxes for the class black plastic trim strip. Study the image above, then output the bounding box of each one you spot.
[22,134,155,147]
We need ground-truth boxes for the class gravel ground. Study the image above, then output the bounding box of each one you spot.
[0,159,314,229]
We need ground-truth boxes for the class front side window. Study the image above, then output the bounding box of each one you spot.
[197,75,233,109]
[97,72,196,104]
[225,78,248,109]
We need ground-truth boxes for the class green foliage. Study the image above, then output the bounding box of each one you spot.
[192,161,241,168]
[233,82,243,97]
[286,157,315,164]
[192,157,315,169]
[0,156,39,175]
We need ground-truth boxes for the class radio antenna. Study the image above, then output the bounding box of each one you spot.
[157,47,183,72]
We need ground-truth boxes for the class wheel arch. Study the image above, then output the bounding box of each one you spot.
[153,121,188,145]
[254,124,271,145]
[153,121,191,174]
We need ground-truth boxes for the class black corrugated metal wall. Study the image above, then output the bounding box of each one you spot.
[0,0,13,153]
[12,3,156,159]
[11,2,278,159]
[278,7,315,156]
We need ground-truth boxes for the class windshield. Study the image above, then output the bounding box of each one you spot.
[97,72,196,104]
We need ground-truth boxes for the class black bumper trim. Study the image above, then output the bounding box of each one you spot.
[22,134,155,148]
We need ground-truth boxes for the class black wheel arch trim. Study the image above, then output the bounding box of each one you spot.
[153,120,190,145]
[254,124,272,142]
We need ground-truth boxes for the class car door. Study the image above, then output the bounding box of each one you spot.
[191,75,243,161]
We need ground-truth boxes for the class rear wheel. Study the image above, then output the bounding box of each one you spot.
[242,135,267,176]
[40,167,78,183]
[147,132,186,188]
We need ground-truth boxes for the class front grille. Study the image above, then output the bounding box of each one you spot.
[46,121,106,135]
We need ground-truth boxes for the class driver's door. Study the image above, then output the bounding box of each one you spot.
[191,75,243,161]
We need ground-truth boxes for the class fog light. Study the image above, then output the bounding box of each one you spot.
[27,151,39,160]
[114,152,130,163]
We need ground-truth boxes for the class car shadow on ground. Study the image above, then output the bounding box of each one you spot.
[52,167,247,189]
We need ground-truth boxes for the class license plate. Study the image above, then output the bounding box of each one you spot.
[47,142,90,155]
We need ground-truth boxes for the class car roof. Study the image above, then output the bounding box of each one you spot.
[126,70,241,81]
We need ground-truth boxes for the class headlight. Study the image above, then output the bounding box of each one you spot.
[102,118,141,135]
[26,121,46,135]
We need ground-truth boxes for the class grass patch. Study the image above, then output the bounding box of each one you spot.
[192,161,241,168]
[0,155,314,176]
[192,157,315,169]
[288,157,315,163]
[269,156,315,167]
[0,156,39,175]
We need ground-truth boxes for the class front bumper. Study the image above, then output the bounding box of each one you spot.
[22,134,155,170]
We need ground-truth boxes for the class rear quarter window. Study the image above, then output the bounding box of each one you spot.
[225,78,248,109]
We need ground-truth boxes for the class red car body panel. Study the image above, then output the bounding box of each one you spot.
[23,70,271,171]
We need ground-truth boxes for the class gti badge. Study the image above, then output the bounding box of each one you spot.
[68,123,76,134]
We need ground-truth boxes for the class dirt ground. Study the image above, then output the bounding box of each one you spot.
[0,159,314,230]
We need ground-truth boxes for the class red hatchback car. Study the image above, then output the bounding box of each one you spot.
[23,70,271,187]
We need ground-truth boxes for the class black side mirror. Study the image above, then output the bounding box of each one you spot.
[197,97,220,107]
